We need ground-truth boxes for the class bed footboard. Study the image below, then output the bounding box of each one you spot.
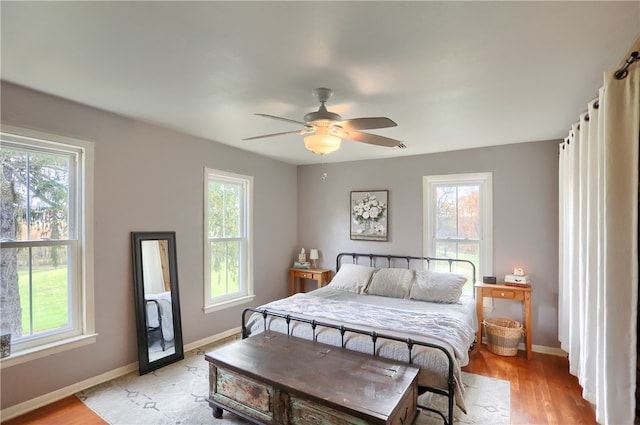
[242,307,456,425]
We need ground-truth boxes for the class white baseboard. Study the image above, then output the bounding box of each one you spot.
[184,326,241,352]
[1,327,242,421]
[481,337,567,357]
[530,344,567,356]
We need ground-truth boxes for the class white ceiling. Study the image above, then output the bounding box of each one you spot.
[2,2,638,165]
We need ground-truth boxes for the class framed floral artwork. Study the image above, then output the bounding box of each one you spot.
[350,190,388,241]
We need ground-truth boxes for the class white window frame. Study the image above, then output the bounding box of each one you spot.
[203,168,254,313]
[0,125,95,369]
[423,172,493,295]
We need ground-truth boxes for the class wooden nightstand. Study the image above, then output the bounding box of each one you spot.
[475,282,533,359]
[288,268,332,295]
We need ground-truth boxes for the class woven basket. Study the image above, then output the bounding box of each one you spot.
[483,318,524,357]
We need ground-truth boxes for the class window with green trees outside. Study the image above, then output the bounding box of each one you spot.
[1,128,94,357]
[204,168,253,312]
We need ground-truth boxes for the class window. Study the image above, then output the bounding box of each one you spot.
[0,126,94,366]
[204,168,253,312]
[423,173,492,293]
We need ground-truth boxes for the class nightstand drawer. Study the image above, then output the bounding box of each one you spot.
[490,289,522,300]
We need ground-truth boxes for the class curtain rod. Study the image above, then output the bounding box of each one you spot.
[562,37,639,142]
[615,51,638,80]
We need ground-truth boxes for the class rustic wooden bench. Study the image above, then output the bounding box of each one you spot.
[205,331,420,424]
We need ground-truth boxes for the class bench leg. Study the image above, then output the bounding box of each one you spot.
[213,407,223,418]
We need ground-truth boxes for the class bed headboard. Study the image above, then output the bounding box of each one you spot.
[336,252,477,285]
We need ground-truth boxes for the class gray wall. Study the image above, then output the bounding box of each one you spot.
[297,141,559,347]
[0,82,298,409]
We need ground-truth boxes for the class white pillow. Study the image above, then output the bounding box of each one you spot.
[409,270,467,303]
[366,268,415,299]
[327,263,377,293]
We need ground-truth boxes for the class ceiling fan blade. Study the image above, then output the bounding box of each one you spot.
[243,130,304,141]
[345,130,406,148]
[339,117,397,131]
[255,113,306,125]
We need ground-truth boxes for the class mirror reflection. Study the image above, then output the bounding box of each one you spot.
[132,232,183,375]
[141,240,175,362]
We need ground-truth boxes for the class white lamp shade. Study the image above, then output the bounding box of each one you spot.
[309,249,319,260]
[304,134,341,155]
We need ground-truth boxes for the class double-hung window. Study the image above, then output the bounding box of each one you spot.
[204,168,253,312]
[423,172,492,293]
[0,126,94,365]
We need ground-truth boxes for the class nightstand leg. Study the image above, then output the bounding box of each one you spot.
[525,292,532,359]
[289,273,296,296]
[476,286,483,348]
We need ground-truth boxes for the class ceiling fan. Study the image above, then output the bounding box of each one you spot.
[244,88,406,155]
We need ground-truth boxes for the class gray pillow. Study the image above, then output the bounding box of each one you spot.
[327,263,377,293]
[366,268,415,298]
[409,270,467,303]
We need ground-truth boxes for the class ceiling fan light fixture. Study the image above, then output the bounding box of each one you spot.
[304,133,341,155]
[246,87,402,153]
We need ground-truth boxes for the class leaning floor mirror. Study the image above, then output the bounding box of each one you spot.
[131,231,184,374]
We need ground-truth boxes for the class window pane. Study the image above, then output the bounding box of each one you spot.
[0,147,71,241]
[435,186,457,239]
[16,246,70,339]
[208,182,241,238]
[28,152,70,240]
[1,148,27,241]
[435,184,480,240]
[457,185,480,240]
[435,240,479,264]
[209,240,240,297]
[208,181,224,238]
[223,184,240,238]
[434,241,478,293]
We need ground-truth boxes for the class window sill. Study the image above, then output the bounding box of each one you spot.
[204,295,256,314]
[0,333,97,369]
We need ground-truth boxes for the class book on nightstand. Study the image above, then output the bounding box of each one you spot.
[504,274,530,287]
[504,282,531,288]
[292,261,311,269]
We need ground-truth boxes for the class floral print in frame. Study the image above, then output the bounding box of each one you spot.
[350,190,388,241]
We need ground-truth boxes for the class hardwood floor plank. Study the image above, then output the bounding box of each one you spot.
[2,346,598,425]
[2,396,106,425]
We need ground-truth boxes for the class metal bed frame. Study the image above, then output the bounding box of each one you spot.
[241,252,477,425]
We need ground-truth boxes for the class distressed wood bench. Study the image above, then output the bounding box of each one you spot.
[205,331,419,424]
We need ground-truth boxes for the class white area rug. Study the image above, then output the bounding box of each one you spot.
[77,337,510,424]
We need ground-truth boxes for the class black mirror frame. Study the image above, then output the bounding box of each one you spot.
[131,231,184,375]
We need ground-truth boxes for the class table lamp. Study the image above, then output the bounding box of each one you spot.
[309,249,319,269]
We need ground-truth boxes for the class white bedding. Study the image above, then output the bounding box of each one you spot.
[145,291,174,341]
[245,287,477,412]
[312,286,478,338]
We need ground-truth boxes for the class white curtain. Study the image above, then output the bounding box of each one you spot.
[558,63,639,424]
[141,240,166,294]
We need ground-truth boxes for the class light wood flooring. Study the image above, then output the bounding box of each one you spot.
[3,345,599,425]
